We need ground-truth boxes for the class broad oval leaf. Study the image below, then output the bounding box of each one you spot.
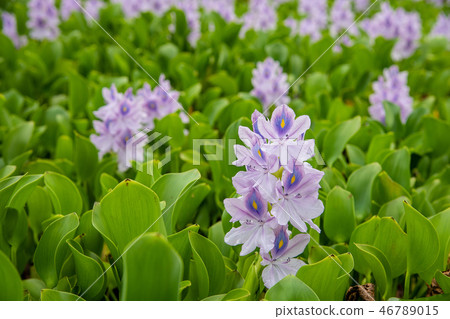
[266,275,319,301]
[44,172,83,216]
[0,250,23,301]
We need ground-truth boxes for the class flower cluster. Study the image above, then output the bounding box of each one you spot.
[240,0,277,37]
[430,14,450,41]
[330,0,359,52]
[27,0,60,40]
[353,0,370,12]
[362,3,421,61]
[61,0,105,21]
[90,75,187,171]
[250,58,290,113]
[201,0,236,22]
[224,104,324,288]
[1,12,28,48]
[369,65,413,124]
[284,0,327,42]
[173,0,201,47]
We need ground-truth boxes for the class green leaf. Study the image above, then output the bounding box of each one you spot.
[222,288,251,301]
[121,233,183,301]
[354,243,391,299]
[174,183,210,230]
[266,275,319,301]
[27,186,53,238]
[2,122,34,164]
[373,171,411,205]
[152,169,200,234]
[189,232,226,296]
[67,239,106,300]
[168,225,200,279]
[349,216,380,274]
[7,174,44,211]
[323,116,361,166]
[93,179,165,258]
[40,289,84,301]
[381,148,411,191]
[366,133,394,163]
[323,186,356,242]
[308,245,339,264]
[68,72,89,116]
[347,163,382,222]
[208,72,238,96]
[0,165,16,180]
[435,271,450,294]
[44,172,83,216]
[0,250,23,301]
[34,213,79,288]
[404,202,439,275]
[74,132,98,181]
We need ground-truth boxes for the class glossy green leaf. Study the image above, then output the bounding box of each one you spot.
[74,132,98,181]
[346,163,382,222]
[93,179,165,258]
[366,133,394,163]
[435,271,450,294]
[0,165,16,180]
[354,244,391,299]
[266,275,319,301]
[168,225,200,279]
[40,289,84,301]
[322,116,361,166]
[349,216,380,274]
[44,172,83,216]
[0,250,23,301]
[122,233,183,301]
[381,148,411,191]
[34,213,79,288]
[7,174,43,211]
[404,202,439,275]
[222,288,251,301]
[27,186,53,238]
[3,122,34,164]
[323,186,356,242]
[152,169,200,234]
[67,239,106,300]
[189,231,226,296]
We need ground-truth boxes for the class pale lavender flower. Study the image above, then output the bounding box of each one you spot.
[201,0,236,22]
[353,0,370,11]
[261,227,309,288]
[297,0,327,41]
[251,58,290,112]
[430,14,450,41]
[1,12,28,48]
[369,65,413,124]
[27,0,60,40]
[144,0,172,16]
[91,85,145,171]
[330,0,359,52]
[60,0,81,21]
[269,162,324,232]
[111,0,144,19]
[240,0,277,37]
[224,189,278,255]
[85,0,105,20]
[362,3,421,61]
[137,74,187,129]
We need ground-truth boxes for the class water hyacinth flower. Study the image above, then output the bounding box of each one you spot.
[91,85,145,171]
[145,0,172,16]
[250,58,290,112]
[137,74,187,129]
[111,0,144,19]
[201,0,236,22]
[224,104,324,288]
[224,189,278,255]
[261,227,310,288]
[240,0,277,37]
[27,0,60,40]
[60,0,81,21]
[297,0,328,42]
[330,0,359,52]
[85,0,105,20]
[1,12,28,48]
[362,3,421,61]
[353,0,370,11]
[369,65,413,124]
[430,14,450,41]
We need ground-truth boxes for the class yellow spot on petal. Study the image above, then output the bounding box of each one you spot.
[252,200,258,210]
[280,118,285,128]
[278,240,284,249]
[258,149,262,158]
[122,106,127,112]
[291,174,296,184]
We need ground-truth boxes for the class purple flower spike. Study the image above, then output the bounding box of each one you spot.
[240,0,277,37]
[261,227,310,288]
[430,14,450,41]
[251,58,290,112]
[201,0,236,22]
[1,12,28,48]
[27,0,60,40]
[369,65,413,124]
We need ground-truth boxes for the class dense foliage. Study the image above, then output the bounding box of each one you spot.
[0,0,449,301]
